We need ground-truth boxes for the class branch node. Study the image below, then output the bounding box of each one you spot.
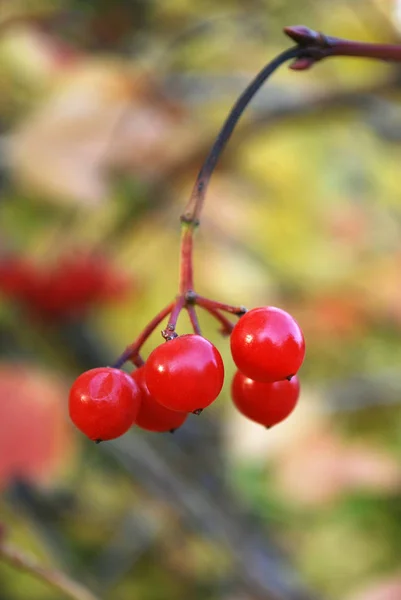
[185,290,197,304]
[283,25,324,47]
[161,329,178,341]
[180,214,200,227]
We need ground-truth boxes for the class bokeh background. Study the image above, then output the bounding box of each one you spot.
[0,1,401,599]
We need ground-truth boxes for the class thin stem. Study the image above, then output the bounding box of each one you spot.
[116,26,401,369]
[181,28,401,227]
[200,304,235,336]
[186,304,202,335]
[180,46,300,225]
[0,541,98,600]
[179,225,194,294]
[329,39,401,61]
[284,25,401,68]
[113,301,175,367]
[195,295,247,316]
[132,355,145,368]
[163,296,186,338]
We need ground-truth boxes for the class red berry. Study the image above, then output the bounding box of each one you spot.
[144,334,224,412]
[69,367,140,441]
[0,257,42,298]
[231,371,300,427]
[230,306,305,382]
[0,252,133,322]
[132,367,187,432]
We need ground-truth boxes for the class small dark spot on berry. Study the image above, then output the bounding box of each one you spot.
[94,439,103,444]
[193,408,203,416]
[169,428,176,434]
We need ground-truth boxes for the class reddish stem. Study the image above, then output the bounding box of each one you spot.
[112,301,175,367]
[195,294,246,316]
[163,296,185,338]
[284,26,401,68]
[330,40,401,61]
[201,304,235,336]
[179,225,194,295]
[132,355,145,368]
[186,304,202,335]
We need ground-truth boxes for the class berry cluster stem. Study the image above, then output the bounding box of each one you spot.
[180,45,301,226]
[113,301,175,367]
[163,295,186,338]
[186,303,202,335]
[114,26,401,369]
[195,295,247,316]
[179,225,195,295]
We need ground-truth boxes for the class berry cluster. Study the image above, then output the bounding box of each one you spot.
[68,32,316,443]
[0,252,132,321]
[69,304,305,442]
[230,306,304,427]
[67,26,401,442]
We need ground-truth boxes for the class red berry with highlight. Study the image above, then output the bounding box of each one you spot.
[69,367,140,441]
[144,334,224,413]
[132,367,187,432]
[231,371,300,427]
[230,306,305,382]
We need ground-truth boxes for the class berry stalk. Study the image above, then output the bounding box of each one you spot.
[180,46,301,226]
[113,301,175,367]
[201,304,235,336]
[186,304,202,335]
[114,26,401,367]
[195,295,247,316]
[166,46,301,341]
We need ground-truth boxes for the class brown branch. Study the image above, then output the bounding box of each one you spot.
[160,70,401,187]
[0,541,99,600]
[241,71,401,137]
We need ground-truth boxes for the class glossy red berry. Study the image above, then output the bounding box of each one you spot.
[69,367,140,442]
[230,306,305,382]
[231,371,300,427]
[144,334,224,413]
[131,367,187,432]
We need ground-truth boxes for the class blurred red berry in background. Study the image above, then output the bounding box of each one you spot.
[0,251,135,321]
[0,363,75,490]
